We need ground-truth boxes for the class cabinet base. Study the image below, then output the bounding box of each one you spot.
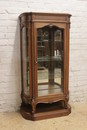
[20,102,71,121]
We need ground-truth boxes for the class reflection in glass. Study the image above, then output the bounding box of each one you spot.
[22,27,29,96]
[37,25,64,96]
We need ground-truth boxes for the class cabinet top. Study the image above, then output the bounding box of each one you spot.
[19,12,71,17]
[19,12,71,23]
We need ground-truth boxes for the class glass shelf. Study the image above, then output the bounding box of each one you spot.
[37,40,49,43]
[37,40,63,43]
[37,56,62,62]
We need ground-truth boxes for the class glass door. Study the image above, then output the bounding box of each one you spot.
[36,25,64,97]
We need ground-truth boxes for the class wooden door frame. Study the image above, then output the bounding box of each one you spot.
[33,22,67,100]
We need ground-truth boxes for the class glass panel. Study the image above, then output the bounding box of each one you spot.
[37,26,64,97]
[22,27,29,96]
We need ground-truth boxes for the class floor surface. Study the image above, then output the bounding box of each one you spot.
[0,102,87,130]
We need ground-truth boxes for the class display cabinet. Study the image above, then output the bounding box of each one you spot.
[19,12,71,120]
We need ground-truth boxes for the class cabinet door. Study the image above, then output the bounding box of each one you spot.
[34,23,66,97]
[21,26,31,96]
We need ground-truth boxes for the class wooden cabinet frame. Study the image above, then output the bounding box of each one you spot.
[19,12,71,120]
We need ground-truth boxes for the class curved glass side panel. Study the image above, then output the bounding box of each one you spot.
[22,27,29,96]
[37,25,64,97]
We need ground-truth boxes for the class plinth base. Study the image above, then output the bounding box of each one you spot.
[20,102,71,121]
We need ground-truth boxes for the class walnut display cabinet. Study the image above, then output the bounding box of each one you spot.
[19,12,71,121]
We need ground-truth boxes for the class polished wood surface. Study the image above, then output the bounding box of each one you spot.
[19,12,71,120]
